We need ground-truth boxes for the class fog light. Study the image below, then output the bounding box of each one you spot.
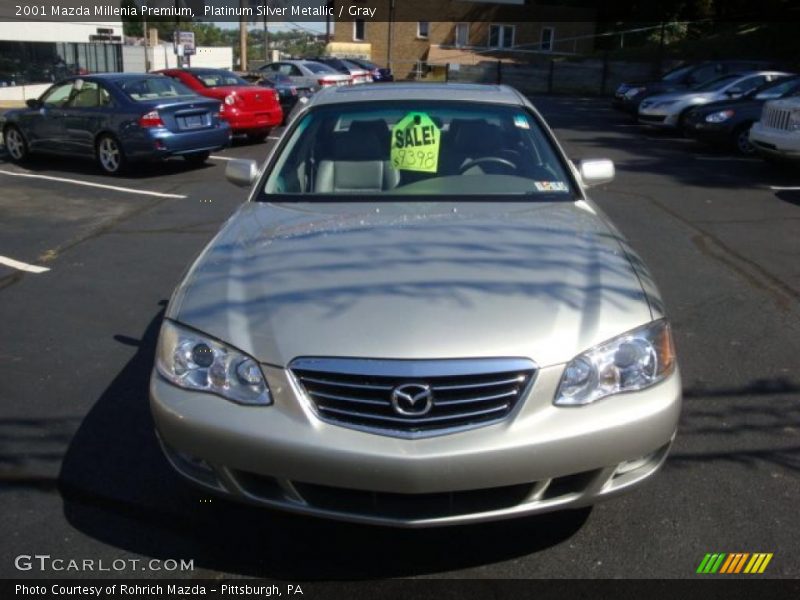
[614,452,657,477]
[154,139,165,150]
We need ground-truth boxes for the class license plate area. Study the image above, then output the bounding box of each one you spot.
[178,114,207,130]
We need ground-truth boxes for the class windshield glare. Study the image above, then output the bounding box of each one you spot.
[692,75,740,91]
[304,62,338,74]
[120,77,196,101]
[662,65,694,82]
[194,70,249,87]
[263,101,574,199]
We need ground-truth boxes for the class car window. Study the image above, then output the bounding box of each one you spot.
[731,75,767,95]
[67,81,112,109]
[262,101,575,199]
[303,62,338,75]
[692,74,740,91]
[41,82,75,108]
[688,64,723,85]
[750,78,797,100]
[341,60,362,71]
[661,65,694,83]
[119,77,196,102]
[192,70,249,87]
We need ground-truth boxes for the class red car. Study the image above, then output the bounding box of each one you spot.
[157,68,282,142]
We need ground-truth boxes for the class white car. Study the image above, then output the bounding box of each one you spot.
[638,71,792,129]
[750,96,800,161]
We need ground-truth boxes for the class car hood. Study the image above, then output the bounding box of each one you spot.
[689,97,762,115]
[645,90,717,104]
[167,201,655,368]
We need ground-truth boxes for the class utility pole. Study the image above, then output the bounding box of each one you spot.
[325,1,332,44]
[387,0,395,69]
[264,0,270,63]
[239,0,248,71]
[142,13,150,71]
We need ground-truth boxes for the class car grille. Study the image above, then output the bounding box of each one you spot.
[290,358,536,437]
[762,105,794,131]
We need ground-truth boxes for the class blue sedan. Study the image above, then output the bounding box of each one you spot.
[1,73,231,175]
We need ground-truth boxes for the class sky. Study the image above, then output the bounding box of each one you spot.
[215,20,327,33]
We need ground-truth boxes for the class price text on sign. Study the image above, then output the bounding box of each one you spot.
[391,113,441,173]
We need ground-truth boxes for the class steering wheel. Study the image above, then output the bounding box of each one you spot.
[459,157,517,174]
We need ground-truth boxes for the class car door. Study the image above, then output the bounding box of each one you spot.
[61,80,114,154]
[26,81,74,151]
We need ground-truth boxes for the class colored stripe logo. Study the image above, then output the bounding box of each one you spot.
[696,553,773,574]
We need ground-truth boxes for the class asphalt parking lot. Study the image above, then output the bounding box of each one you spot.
[1,96,799,579]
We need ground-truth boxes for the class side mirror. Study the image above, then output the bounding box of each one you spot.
[26,98,41,109]
[225,159,259,188]
[578,159,615,188]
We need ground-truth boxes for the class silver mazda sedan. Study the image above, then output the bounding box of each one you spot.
[151,83,681,527]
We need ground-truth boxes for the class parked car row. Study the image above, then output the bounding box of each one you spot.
[1,57,396,176]
[614,61,800,162]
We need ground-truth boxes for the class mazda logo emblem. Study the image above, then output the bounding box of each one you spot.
[390,383,434,417]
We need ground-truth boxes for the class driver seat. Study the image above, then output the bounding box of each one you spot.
[314,122,399,193]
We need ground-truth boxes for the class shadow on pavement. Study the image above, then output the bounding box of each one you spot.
[0,154,215,180]
[58,306,590,579]
[776,190,800,207]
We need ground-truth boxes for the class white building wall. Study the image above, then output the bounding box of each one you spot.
[123,45,233,72]
[0,21,123,43]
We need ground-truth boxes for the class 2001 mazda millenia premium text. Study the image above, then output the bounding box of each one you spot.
[150,83,681,527]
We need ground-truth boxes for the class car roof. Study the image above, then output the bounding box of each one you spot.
[67,72,164,81]
[308,83,525,107]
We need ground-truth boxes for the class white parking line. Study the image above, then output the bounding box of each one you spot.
[0,256,50,274]
[769,186,800,191]
[0,169,187,199]
[268,136,281,140]
[209,155,237,161]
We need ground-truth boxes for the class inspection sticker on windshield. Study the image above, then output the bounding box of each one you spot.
[391,112,441,173]
[513,114,530,129]
[534,181,568,192]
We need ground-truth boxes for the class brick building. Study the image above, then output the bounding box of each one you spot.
[329,0,597,71]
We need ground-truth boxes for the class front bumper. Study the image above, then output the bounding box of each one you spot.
[638,108,679,128]
[150,362,681,527]
[682,119,732,144]
[750,122,800,160]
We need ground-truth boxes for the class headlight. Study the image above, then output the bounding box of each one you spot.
[224,93,236,106]
[624,86,645,98]
[790,111,800,131]
[705,109,735,123]
[156,320,271,405]
[555,320,676,406]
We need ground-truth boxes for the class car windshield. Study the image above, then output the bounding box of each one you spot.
[662,65,694,82]
[754,77,800,100]
[262,101,575,199]
[352,59,377,69]
[193,70,249,87]
[692,75,740,91]
[341,60,362,71]
[303,62,338,74]
[119,77,196,102]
